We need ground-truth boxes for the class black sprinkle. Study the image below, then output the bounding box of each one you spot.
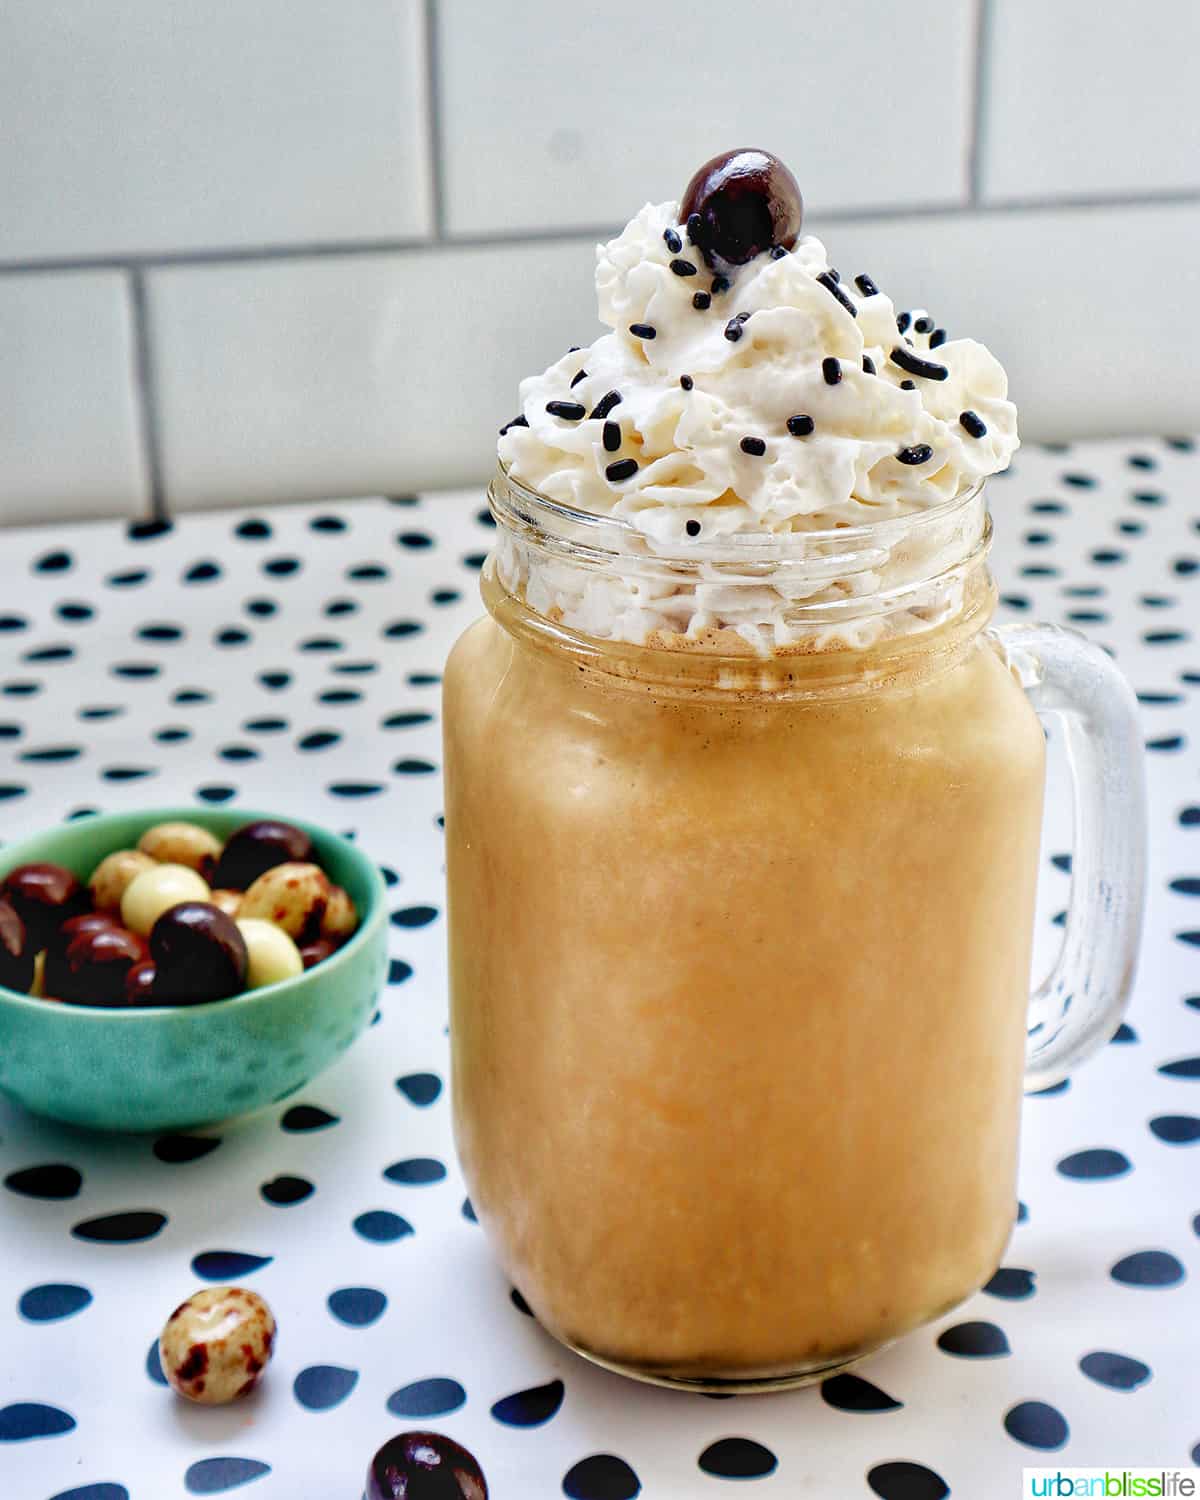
[897,311,912,333]
[770,245,787,259]
[602,420,621,453]
[897,444,934,466]
[589,390,622,419]
[822,356,842,385]
[724,317,745,342]
[686,212,702,243]
[498,414,528,435]
[680,375,694,391]
[692,290,711,310]
[960,409,988,438]
[900,379,916,390]
[787,415,814,437]
[569,369,587,388]
[663,228,682,253]
[546,400,585,420]
[740,436,766,456]
[710,274,730,295]
[854,273,879,296]
[891,346,949,380]
[914,315,934,334]
[929,328,947,348]
[605,459,638,483]
[686,520,701,537]
[670,258,697,277]
[862,355,876,374]
[817,271,857,317]
[628,323,656,340]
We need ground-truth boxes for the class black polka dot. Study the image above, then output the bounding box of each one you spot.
[867,1461,949,1500]
[383,711,434,729]
[154,1134,220,1163]
[262,1174,314,1205]
[462,552,487,570]
[324,598,358,617]
[218,744,259,762]
[5,1163,82,1199]
[1080,1350,1151,1390]
[328,781,384,797]
[821,1373,901,1411]
[462,1197,477,1222]
[71,1211,166,1243]
[0,783,28,801]
[698,1438,778,1479]
[298,635,343,653]
[387,1377,466,1417]
[393,758,437,775]
[348,563,389,581]
[1110,1022,1138,1042]
[1062,472,1097,488]
[298,731,340,751]
[1128,453,1156,470]
[388,959,413,984]
[106,568,150,587]
[262,556,301,576]
[0,614,29,632]
[184,1458,271,1494]
[111,662,160,679]
[318,689,361,705]
[196,784,237,803]
[293,1364,357,1410]
[408,672,440,686]
[50,1485,128,1500]
[510,1288,534,1317]
[66,806,100,820]
[562,1455,641,1500]
[243,716,289,734]
[215,626,252,647]
[244,597,277,618]
[1110,1250,1185,1287]
[397,531,434,549]
[127,518,172,540]
[24,643,75,662]
[235,518,272,540]
[984,1266,1036,1299]
[281,1104,339,1131]
[1159,1056,1200,1078]
[19,1283,92,1322]
[352,1209,413,1243]
[491,1378,564,1427]
[1174,557,1199,576]
[55,602,95,623]
[937,1320,1010,1357]
[392,905,438,927]
[1145,630,1190,645]
[383,1157,447,1185]
[0,722,20,740]
[101,765,156,782]
[331,660,377,675]
[1056,1148,1131,1180]
[34,549,73,573]
[19,744,83,764]
[2,679,41,694]
[174,687,212,704]
[431,588,461,604]
[0,1402,76,1440]
[383,619,423,638]
[1091,549,1127,565]
[1148,735,1185,751]
[1150,1114,1200,1144]
[184,561,222,583]
[396,1072,442,1106]
[388,494,419,506]
[191,1250,272,1280]
[380,865,400,887]
[328,1286,387,1327]
[310,514,347,533]
[1004,1400,1069,1450]
[258,670,292,690]
[137,623,185,643]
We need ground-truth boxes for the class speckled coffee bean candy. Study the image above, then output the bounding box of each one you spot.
[239,861,331,943]
[89,849,157,913]
[321,883,358,942]
[159,1286,275,1404]
[137,821,223,880]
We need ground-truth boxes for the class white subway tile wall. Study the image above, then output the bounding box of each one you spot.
[0,0,1196,524]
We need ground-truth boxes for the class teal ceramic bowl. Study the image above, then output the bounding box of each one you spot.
[0,807,388,1133]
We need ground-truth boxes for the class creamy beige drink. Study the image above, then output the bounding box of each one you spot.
[444,149,1041,1387]
[446,578,1044,1383]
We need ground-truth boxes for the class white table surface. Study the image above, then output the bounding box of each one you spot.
[1,436,1198,1500]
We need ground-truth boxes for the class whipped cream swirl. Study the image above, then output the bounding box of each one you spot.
[496,200,1017,651]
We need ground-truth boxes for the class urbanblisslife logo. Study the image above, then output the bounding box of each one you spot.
[1025,1472,1200,1497]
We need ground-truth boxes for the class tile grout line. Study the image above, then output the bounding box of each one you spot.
[422,0,447,240]
[3,187,1200,276]
[966,0,993,207]
[127,268,168,521]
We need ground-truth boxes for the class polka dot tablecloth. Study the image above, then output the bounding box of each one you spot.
[1,436,1198,1500]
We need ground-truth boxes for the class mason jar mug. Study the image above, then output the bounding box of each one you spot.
[442,465,1146,1392]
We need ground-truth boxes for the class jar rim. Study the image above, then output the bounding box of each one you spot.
[492,459,988,566]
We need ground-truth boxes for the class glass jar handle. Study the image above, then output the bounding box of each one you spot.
[988,622,1147,1093]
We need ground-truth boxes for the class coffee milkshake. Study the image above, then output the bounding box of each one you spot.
[444,150,1038,1388]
